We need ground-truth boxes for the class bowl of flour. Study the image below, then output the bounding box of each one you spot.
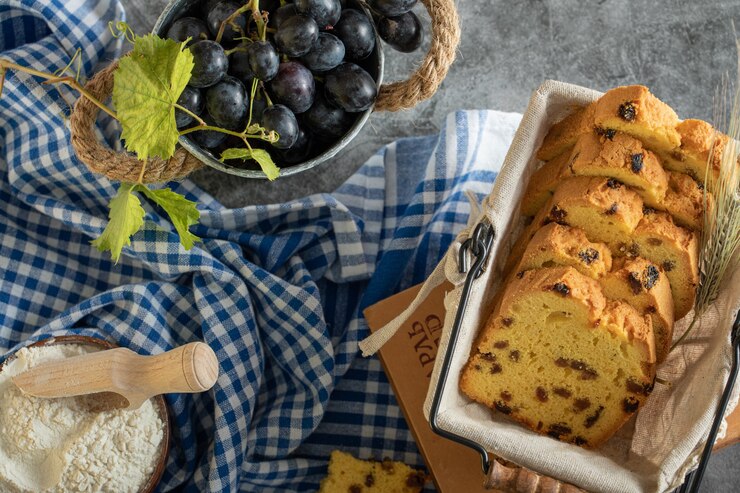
[0,336,170,493]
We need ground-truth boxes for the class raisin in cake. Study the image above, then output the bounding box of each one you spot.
[319,451,426,493]
[461,267,656,448]
[536,103,596,161]
[593,85,681,151]
[601,257,675,362]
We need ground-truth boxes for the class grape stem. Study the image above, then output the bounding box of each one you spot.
[0,58,117,119]
[216,0,260,44]
[174,103,207,126]
[179,123,276,143]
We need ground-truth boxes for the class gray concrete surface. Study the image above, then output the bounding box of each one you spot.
[128,1,740,491]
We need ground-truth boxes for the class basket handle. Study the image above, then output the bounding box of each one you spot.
[69,61,204,184]
[374,0,461,112]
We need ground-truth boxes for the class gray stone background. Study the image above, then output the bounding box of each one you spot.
[128,0,739,491]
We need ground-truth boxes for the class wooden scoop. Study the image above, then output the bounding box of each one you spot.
[11,342,219,410]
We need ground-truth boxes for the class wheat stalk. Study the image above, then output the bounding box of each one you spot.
[671,64,740,350]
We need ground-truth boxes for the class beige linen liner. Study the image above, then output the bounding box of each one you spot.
[361,80,740,492]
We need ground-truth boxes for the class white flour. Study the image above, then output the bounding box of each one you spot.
[0,344,165,493]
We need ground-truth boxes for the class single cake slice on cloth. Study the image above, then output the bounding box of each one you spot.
[319,450,426,493]
[593,85,681,152]
[461,266,656,449]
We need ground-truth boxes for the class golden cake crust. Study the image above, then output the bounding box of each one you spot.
[536,103,596,161]
[593,85,681,151]
[516,223,613,279]
[521,151,571,216]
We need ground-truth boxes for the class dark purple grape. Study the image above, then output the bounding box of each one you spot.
[378,11,423,52]
[262,104,299,149]
[305,91,354,138]
[189,112,227,149]
[324,63,377,112]
[333,9,375,61]
[166,17,210,46]
[205,76,248,129]
[278,127,312,164]
[294,0,341,28]
[247,41,280,81]
[189,40,229,88]
[274,15,319,57]
[300,33,345,72]
[228,49,255,83]
[175,86,204,128]
[370,0,417,17]
[269,61,316,114]
[258,0,281,13]
[207,1,248,45]
[271,4,298,29]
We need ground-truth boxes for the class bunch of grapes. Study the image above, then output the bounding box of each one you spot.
[166,0,385,168]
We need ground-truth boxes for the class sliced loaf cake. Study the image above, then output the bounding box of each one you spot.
[461,267,656,449]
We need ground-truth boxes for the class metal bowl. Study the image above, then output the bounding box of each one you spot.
[0,335,171,493]
[153,0,385,179]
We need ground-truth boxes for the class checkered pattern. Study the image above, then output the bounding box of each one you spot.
[0,2,520,491]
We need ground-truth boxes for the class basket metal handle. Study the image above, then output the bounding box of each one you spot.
[428,221,495,478]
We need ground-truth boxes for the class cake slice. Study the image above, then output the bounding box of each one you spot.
[461,267,656,449]
[629,210,699,318]
[593,85,681,152]
[536,103,596,161]
[515,223,613,279]
[600,257,675,363]
[656,119,728,184]
[521,151,571,216]
[567,131,668,207]
[662,171,712,230]
[319,451,426,493]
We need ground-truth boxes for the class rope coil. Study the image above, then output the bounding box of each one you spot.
[69,0,461,183]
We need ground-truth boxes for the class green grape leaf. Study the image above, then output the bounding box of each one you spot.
[220,147,280,181]
[112,34,194,160]
[219,148,251,161]
[137,186,201,250]
[91,183,145,263]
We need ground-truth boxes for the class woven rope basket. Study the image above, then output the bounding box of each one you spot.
[69,0,461,184]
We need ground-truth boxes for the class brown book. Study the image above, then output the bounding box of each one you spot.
[364,281,490,493]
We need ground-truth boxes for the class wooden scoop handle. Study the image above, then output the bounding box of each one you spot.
[140,342,219,394]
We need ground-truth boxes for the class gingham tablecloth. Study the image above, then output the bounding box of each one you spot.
[0,0,520,490]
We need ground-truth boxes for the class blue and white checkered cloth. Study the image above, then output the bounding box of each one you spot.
[0,1,520,491]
